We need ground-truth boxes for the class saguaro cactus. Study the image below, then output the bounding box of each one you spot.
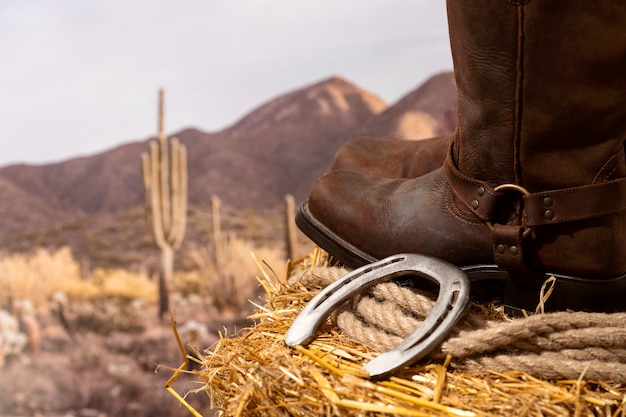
[141,89,188,318]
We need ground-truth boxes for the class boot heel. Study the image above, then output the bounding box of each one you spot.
[503,271,626,316]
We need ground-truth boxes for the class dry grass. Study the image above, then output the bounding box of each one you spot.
[172,250,626,417]
[0,233,285,313]
[188,232,284,316]
[0,247,78,307]
[0,247,158,311]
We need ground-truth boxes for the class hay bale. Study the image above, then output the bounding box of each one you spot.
[173,251,626,416]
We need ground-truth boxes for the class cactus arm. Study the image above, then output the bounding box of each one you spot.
[168,137,188,250]
[168,138,181,244]
[150,140,167,250]
[141,152,153,228]
[172,143,188,250]
[141,152,151,190]
[158,90,171,233]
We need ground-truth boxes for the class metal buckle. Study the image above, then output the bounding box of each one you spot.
[285,253,470,378]
[485,183,534,238]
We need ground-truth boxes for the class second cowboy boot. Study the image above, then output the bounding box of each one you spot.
[297,0,626,313]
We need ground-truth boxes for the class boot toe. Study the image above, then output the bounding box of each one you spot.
[303,168,493,267]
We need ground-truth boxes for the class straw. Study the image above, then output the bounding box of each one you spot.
[167,249,626,417]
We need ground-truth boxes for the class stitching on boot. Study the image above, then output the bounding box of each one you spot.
[526,179,626,224]
[593,152,622,183]
[445,188,484,225]
[444,154,500,221]
[512,3,525,185]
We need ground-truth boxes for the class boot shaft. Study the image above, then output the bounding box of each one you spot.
[448,0,626,190]
[300,0,626,283]
[445,0,626,276]
[521,1,626,189]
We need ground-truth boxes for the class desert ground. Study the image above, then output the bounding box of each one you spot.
[0,241,289,417]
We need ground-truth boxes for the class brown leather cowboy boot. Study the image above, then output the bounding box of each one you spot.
[297,0,626,313]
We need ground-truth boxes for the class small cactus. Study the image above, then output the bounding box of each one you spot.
[284,194,297,261]
[211,195,222,265]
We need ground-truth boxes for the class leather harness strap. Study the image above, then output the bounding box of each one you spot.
[445,145,626,226]
[444,144,626,270]
[524,178,626,226]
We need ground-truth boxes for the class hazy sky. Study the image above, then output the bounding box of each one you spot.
[0,1,452,167]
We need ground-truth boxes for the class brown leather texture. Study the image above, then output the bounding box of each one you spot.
[303,0,626,279]
[329,135,452,178]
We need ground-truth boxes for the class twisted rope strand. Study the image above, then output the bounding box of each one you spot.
[336,310,403,351]
[370,282,437,320]
[354,296,423,339]
[444,313,626,358]
[296,266,626,382]
[464,352,626,382]
[294,266,349,288]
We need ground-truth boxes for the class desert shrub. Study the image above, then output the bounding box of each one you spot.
[89,268,157,303]
[0,247,157,312]
[0,309,27,367]
[171,271,206,296]
[189,232,283,316]
[0,247,84,310]
[70,297,148,334]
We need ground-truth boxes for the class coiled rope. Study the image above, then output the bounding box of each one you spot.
[295,267,626,382]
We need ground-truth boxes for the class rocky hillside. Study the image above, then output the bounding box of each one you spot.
[0,71,456,259]
[186,76,388,209]
[351,71,456,140]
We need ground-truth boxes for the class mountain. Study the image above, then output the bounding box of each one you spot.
[0,176,82,239]
[351,71,457,140]
[0,72,457,257]
[0,76,387,240]
[185,76,388,208]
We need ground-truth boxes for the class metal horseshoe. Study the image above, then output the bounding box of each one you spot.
[285,253,470,378]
